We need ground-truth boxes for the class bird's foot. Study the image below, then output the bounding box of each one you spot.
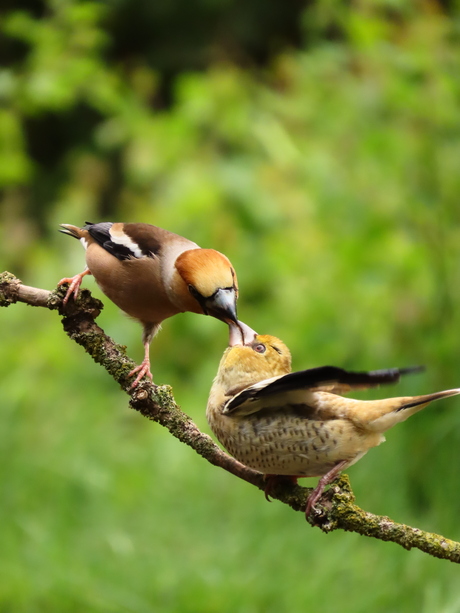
[264,474,298,502]
[58,270,91,305]
[128,359,154,388]
[305,460,348,519]
[305,484,325,518]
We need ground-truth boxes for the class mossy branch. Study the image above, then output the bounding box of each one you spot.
[2,270,459,564]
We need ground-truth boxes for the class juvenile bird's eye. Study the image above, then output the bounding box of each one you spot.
[253,343,266,354]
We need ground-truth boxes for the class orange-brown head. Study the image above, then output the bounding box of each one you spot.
[175,248,258,345]
[215,335,292,394]
[175,248,246,337]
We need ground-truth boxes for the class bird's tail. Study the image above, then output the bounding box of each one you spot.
[358,388,460,433]
[59,224,85,239]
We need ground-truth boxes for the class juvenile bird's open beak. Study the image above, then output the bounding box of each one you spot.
[228,320,258,347]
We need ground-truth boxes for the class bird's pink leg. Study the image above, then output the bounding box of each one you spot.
[128,340,154,388]
[58,268,92,305]
[305,460,348,518]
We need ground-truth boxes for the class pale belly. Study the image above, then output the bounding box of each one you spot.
[208,411,381,477]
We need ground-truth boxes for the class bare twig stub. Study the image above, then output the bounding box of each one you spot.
[1,270,459,564]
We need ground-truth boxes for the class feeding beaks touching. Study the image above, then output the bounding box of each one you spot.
[191,285,257,346]
[176,247,257,347]
[202,285,257,347]
[228,320,258,347]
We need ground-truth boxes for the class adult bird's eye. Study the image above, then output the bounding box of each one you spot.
[188,284,201,300]
[253,343,266,354]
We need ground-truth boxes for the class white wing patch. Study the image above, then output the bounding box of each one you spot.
[110,230,144,258]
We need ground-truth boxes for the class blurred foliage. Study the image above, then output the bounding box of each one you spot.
[2,0,460,611]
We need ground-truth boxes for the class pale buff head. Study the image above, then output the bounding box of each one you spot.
[216,334,292,392]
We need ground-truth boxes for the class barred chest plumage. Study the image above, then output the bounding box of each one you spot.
[206,399,374,477]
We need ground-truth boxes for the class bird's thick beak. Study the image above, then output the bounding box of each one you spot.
[204,288,257,346]
[204,287,239,326]
[228,320,258,347]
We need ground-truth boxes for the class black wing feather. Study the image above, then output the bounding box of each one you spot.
[85,222,135,261]
[123,223,162,256]
[226,365,423,413]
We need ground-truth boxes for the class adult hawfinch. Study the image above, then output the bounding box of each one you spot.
[59,221,256,387]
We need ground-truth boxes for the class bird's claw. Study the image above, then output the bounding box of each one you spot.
[263,474,280,501]
[305,461,348,519]
[58,270,90,305]
[263,474,299,503]
[305,490,322,518]
[128,360,154,388]
[58,276,81,305]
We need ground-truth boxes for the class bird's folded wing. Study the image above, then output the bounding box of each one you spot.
[223,365,423,416]
[86,222,164,261]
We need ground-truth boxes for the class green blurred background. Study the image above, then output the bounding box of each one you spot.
[2,0,460,610]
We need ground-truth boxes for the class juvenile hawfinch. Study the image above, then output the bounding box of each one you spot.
[207,335,459,516]
[59,222,256,387]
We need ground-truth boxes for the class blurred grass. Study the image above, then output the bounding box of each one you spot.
[2,1,460,611]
